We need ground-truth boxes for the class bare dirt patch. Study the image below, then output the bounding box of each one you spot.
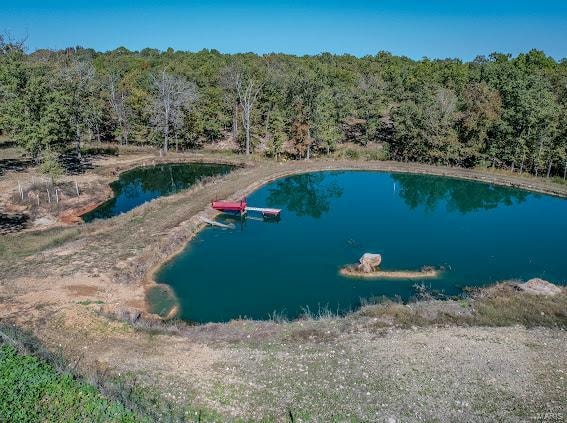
[66,284,101,297]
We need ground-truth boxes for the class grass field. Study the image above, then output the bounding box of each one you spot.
[0,344,143,423]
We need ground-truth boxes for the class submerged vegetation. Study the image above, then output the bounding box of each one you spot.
[1,34,566,179]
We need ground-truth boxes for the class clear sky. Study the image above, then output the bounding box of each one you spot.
[2,0,567,60]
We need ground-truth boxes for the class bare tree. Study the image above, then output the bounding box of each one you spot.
[220,65,240,144]
[150,70,197,153]
[108,74,130,145]
[0,32,27,55]
[236,72,264,156]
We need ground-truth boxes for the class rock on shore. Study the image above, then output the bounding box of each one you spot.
[517,278,563,296]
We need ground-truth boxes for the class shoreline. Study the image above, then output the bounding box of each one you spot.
[3,153,564,320]
[142,159,566,318]
[77,155,246,222]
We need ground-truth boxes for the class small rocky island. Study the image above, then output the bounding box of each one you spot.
[340,253,440,279]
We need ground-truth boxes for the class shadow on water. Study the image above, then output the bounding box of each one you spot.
[266,172,344,218]
[392,173,530,213]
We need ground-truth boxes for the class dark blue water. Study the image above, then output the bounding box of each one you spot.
[82,163,233,221]
[156,171,567,323]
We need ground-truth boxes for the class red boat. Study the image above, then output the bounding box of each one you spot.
[211,198,247,214]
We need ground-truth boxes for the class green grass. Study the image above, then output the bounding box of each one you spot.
[0,344,143,423]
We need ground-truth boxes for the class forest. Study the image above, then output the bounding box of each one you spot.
[1,34,566,178]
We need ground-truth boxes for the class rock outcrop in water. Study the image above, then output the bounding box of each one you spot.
[357,253,382,273]
[340,253,439,279]
[517,278,562,296]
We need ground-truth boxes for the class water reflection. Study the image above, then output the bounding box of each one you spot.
[83,163,233,221]
[266,173,343,218]
[392,174,530,213]
[157,171,567,323]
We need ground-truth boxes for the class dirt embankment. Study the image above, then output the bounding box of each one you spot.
[1,153,566,421]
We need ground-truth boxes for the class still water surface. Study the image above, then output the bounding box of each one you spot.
[82,163,233,221]
[156,171,567,322]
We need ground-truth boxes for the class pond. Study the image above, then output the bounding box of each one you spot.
[82,163,233,221]
[155,171,567,323]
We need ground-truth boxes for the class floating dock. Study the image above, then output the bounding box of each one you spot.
[211,199,281,219]
[245,207,281,218]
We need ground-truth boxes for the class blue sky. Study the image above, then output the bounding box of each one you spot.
[2,1,567,59]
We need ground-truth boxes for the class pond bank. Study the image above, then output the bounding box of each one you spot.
[142,159,567,320]
[0,152,244,232]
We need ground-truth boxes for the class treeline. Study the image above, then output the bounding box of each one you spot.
[1,35,566,178]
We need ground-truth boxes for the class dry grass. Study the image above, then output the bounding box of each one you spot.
[357,283,567,329]
[470,284,567,327]
[0,226,80,259]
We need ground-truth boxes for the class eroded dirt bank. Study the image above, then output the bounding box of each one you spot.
[1,155,566,421]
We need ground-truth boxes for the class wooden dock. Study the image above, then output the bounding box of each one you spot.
[245,207,281,218]
[210,199,281,219]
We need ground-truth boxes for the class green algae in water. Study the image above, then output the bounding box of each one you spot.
[83,163,233,221]
[156,171,567,323]
[146,285,178,317]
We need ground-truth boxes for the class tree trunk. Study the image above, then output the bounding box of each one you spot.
[520,151,525,173]
[563,161,566,180]
[123,123,129,145]
[232,102,238,142]
[75,124,82,159]
[164,127,169,153]
[264,109,270,140]
[245,123,250,156]
[546,160,552,178]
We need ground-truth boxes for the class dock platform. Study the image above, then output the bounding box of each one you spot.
[211,199,281,219]
[245,207,282,218]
